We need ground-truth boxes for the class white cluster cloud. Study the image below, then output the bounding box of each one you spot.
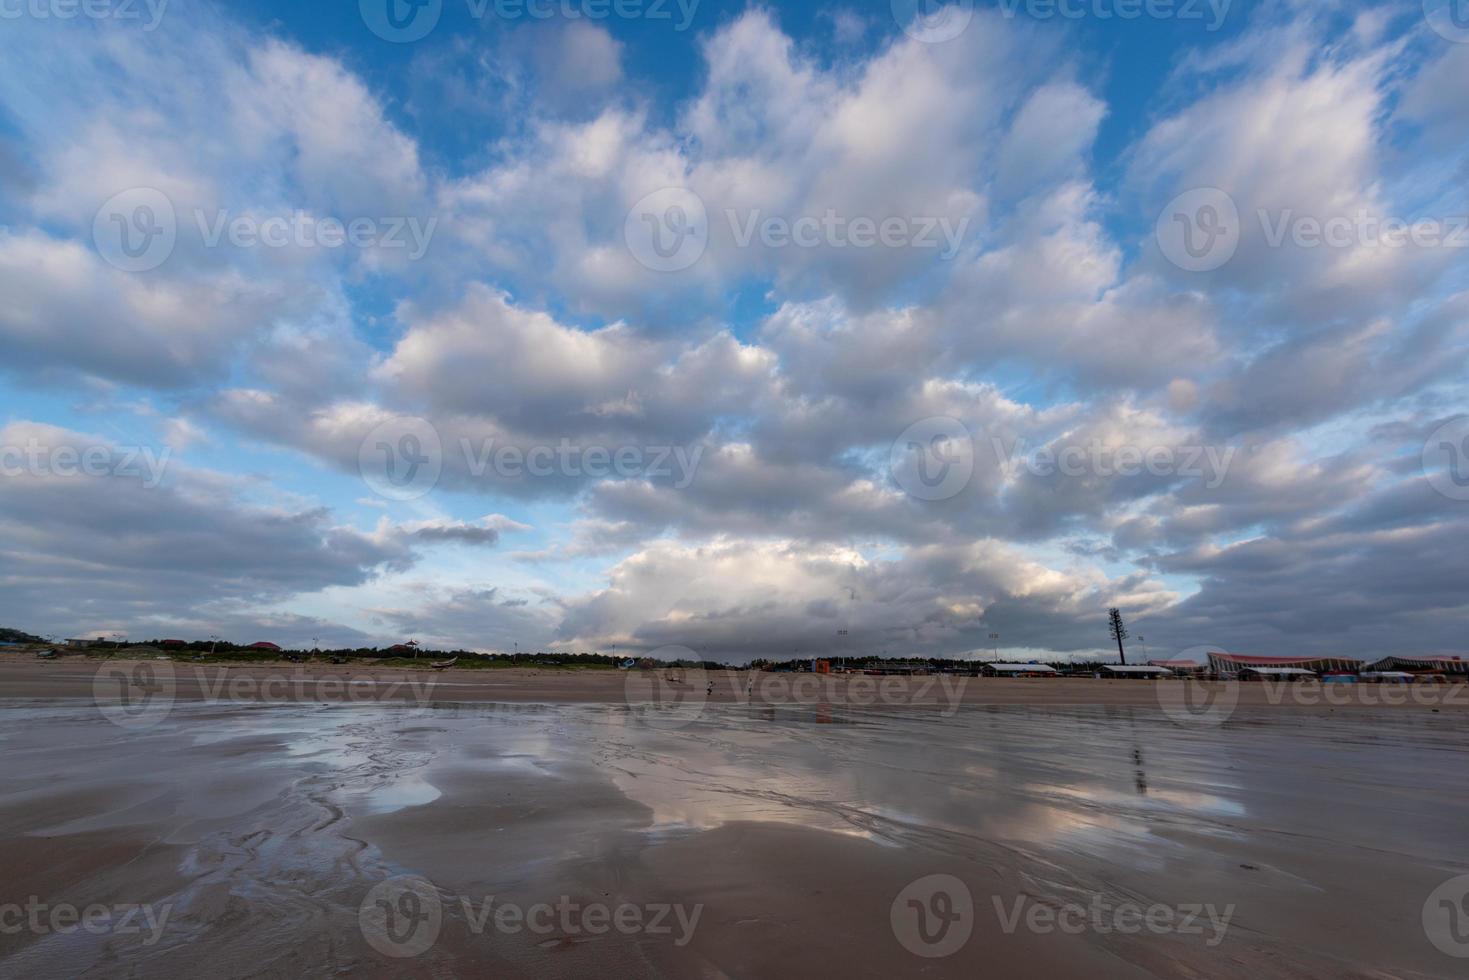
[0,5,1465,658]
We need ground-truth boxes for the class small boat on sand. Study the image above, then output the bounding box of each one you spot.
[430,657,458,670]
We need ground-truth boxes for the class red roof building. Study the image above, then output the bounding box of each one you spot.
[1365,655,1468,675]
[1207,652,1361,675]
[249,641,281,651]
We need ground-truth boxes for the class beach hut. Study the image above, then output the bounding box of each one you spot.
[981,663,1059,678]
[1238,666,1317,681]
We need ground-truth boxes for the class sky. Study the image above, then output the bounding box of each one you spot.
[0,0,1466,661]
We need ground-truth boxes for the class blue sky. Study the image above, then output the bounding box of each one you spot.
[0,0,1466,660]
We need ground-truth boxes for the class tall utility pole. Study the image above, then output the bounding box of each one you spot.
[989,633,1001,663]
[1108,608,1129,665]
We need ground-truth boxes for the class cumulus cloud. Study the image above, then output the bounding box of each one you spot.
[0,422,413,633]
[1,6,1464,662]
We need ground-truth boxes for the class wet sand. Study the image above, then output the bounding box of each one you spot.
[2,662,1468,977]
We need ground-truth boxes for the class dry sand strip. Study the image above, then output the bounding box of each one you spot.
[1,656,1466,711]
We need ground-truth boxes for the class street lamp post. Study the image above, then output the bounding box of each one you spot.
[989,633,1001,663]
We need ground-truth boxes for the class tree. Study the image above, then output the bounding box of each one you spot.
[1107,608,1129,665]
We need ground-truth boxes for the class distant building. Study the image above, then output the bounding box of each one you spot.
[864,663,932,675]
[981,663,1059,677]
[1206,652,1359,677]
[1364,655,1468,676]
[1148,659,1205,675]
[1100,665,1174,678]
[65,638,92,648]
[1237,666,1318,681]
[248,641,281,651]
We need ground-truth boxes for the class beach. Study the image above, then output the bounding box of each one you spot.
[1,658,1467,977]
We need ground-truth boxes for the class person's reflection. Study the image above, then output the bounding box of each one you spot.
[1132,746,1149,795]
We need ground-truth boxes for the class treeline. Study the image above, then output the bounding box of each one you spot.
[113,640,627,666]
